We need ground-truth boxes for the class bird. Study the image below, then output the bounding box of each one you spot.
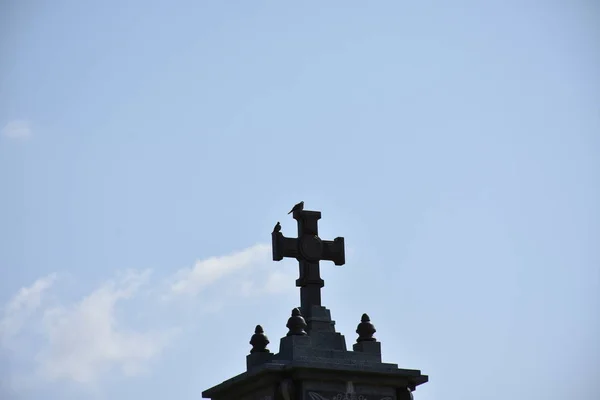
[273,221,281,233]
[288,201,304,214]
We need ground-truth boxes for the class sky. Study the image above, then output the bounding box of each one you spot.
[1,1,599,399]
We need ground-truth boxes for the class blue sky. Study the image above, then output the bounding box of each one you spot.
[1,1,599,399]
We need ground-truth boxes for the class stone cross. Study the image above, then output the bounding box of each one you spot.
[272,208,345,318]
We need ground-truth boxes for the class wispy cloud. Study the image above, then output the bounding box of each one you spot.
[0,243,295,392]
[167,243,296,303]
[169,243,272,296]
[1,120,32,139]
[240,270,293,297]
[36,270,175,384]
[0,274,56,345]
[0,271,175,388]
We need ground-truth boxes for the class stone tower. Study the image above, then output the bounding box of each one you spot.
[202,206,428,400]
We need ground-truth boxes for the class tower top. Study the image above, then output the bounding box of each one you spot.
[202,203,428,400]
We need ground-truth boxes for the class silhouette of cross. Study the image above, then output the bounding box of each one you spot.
[272,208,345,317]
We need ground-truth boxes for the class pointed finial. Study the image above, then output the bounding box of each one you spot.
[356,313,376,342]
[250,324,270,353]
[286,307,307,336]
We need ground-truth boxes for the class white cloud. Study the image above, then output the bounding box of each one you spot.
[262,270,293,294]
[36,270,174,383]
[0,244,294,392]
[238,270,293,297]
[168,243,297,302]
[2,120,31,139]
[169,243,272,296]
[0,274,56,344]
[0,271,175,388]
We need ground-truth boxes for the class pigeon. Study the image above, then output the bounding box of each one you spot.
[288,201,304,214]
[273,222,281,233]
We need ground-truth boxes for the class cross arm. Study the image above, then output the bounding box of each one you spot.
[321,237,345,266]
[272,232,299,261]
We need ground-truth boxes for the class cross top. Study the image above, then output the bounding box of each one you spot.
[272,204,345,317]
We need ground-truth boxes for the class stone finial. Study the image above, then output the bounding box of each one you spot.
[286,308,307,336]
[356,313,376,342]
[250,325,270,353]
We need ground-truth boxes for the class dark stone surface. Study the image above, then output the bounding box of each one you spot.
[353,340,382,357]
[245,351,274,371]
[202,361,426,400]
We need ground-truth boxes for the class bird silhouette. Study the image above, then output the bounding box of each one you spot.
[273,222,281,233]
[288,201,304,214]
